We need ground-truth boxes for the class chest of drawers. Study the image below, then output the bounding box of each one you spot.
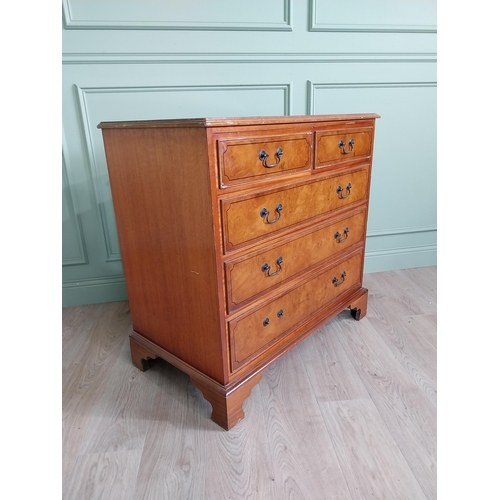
[98,114,379,429]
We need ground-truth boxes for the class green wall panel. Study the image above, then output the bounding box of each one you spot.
[63,0,291,30]
[62,150,87,266]
[62,0,437,306]
[309,83,436,226]
[310,0,436,32]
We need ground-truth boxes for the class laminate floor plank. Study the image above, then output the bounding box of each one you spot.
[364,267,436,316]
[408,314,438,350]
[63,303,103,341]
[62,305,86,341]
[133,360,210,500]
[398,266,437,296]
[63,450,142,500]
[62,302,131,483]
[77,337,163,456]
[62,267,437,500]
[298,324,369,402]
[260,348,352,500]
[367,290,437,361]
[367,295,437,407]
[393,268,437,314]
[204,383,279,500]
[62,302,128,391]
[319,398,427,500]
[62,303,105,376]
[332,315,437,499]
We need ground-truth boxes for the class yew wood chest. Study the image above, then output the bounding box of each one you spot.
[98,114,379,429]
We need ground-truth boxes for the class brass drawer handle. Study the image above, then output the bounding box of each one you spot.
[259,147,283,168]
[261,256,283,277]
[336,183,352,199]
[339,138,355,154]
[334,227,349,243]
[332,271,347,287]
[260,203,283,224]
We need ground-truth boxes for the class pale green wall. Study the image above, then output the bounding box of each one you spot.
[62,0,437,307]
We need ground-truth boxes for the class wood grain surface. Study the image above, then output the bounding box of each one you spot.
[315,128,372,168]
[225,208,367,311]
[132,361,211,500]
[319,398,427,500]
[62,266,436,500]
[101,126,227,383]
[229,250,363,369]
[222,166,370,250]
[97,113,381,129]
[218,132,312,187]
[259,348,352,499]
[99,115,377,429]
[62,301,131,483]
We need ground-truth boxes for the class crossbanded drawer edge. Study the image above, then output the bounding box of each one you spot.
[224,206,368,313]
[220,165,370,252]
[228,248,364,372]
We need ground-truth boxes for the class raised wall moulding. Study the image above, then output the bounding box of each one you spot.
[308,0,436,33]
[63,0,292,31]
[307,81,437,115]
[62,145,88,267]
[62,52,437,65]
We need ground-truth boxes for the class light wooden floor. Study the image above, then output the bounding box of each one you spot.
[62,266,436,500]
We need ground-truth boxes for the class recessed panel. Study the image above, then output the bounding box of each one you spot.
[310,0,436,31]
[64,0,291,30]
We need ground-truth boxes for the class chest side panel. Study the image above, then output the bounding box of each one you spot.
[101,127,226,383]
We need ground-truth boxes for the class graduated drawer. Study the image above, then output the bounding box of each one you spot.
[225,208,367,312]
[221,166,369,251]
[315,128,372,169]
[229,250,363,371]
[217,133,312,187]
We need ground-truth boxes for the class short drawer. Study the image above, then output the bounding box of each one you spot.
[225,208,367,312]
[218,133,312,187]
[229,250,363,371]
[221,166,369,251]
[315,128,372,169]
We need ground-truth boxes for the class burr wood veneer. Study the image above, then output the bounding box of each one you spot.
[98,114,379,429]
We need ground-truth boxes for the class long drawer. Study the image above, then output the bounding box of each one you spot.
[229,250,363,371]
[221,166,369,251]
[225,207,367,312]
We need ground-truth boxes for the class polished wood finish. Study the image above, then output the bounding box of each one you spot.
[99,126,226,383]
[221,166,369,251]
[130,337,158,372]
[98,114,378,429]
[230,250,363,371]
[315,128,372,169]
[191,372,263,430]
[98,113,380,129]
[225,207,367,311]
[218,132,312,187]
[348,287,369,321]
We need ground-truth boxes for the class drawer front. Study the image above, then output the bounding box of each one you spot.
[315,129,372,169]
[218,133,312,187]
[229,250,363,371]
[222,167,369,251]
[225,208,367,311]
